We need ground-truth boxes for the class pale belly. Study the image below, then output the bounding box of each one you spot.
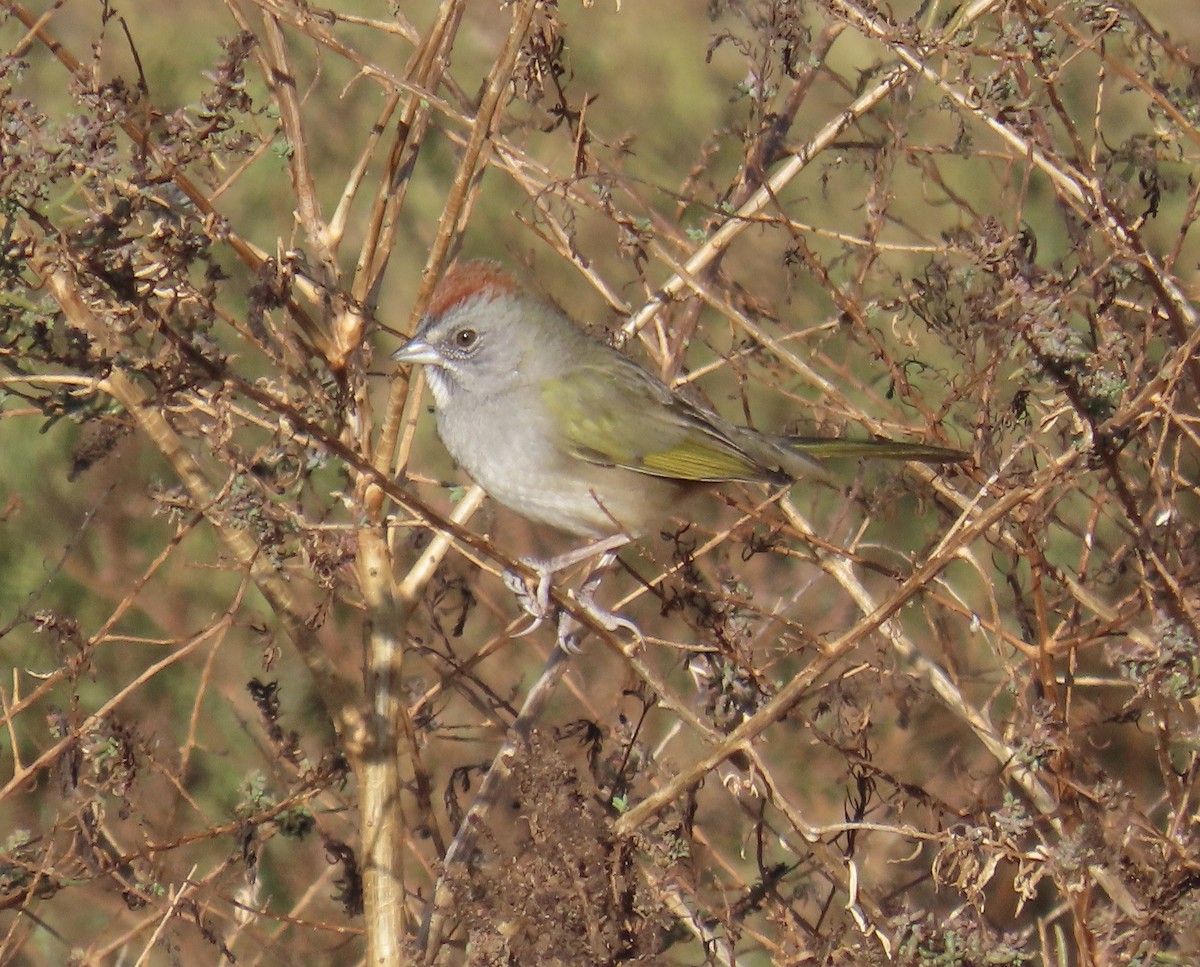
[437,395,692,538]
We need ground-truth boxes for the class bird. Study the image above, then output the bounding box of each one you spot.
[393,259,966,633]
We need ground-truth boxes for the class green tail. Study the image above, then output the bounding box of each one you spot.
[784,437,968,464]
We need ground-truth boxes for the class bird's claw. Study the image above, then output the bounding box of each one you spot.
[572,584,644,651]
[555,615,587,654]
[503,559,555,637]
[508,611,546,638]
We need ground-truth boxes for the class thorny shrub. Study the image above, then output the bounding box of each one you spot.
[1,0,1199,964]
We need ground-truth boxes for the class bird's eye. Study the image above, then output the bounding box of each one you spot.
[453,328,478,350]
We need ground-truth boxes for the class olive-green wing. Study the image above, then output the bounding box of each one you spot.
[540,361,774,482]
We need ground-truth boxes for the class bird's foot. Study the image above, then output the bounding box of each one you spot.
[502,541,640,651]
[503,559,555,638]
[573,559,644,651]
[554,610,587,654]
[502,557,590,653]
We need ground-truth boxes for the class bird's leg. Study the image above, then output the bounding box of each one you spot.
[502,534,631,639]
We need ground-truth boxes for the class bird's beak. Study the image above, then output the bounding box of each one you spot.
[391,338,441,366]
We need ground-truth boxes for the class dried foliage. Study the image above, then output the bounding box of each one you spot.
[2,0,1199,964]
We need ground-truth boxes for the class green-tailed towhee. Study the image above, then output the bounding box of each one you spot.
[392,260,966,546]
